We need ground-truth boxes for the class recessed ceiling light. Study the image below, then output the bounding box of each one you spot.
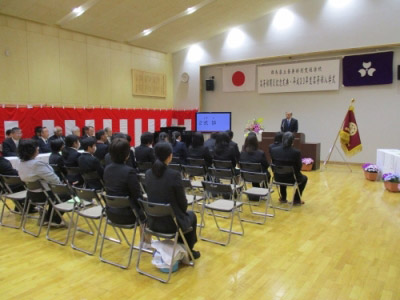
[329,0,352,8]
[226,28,245,48]
[186,7,197,15]
[187,44,204,62]
[142,29,152,36]
[273,8,294,29]
[72,7,85,17]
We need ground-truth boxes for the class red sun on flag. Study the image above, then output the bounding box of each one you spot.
[232,71,245,86]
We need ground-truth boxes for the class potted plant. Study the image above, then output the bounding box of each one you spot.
[382,173,400,192]
[362,163,379,181]
[301,158,314,171]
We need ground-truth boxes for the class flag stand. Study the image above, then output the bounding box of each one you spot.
[323,98,355,172]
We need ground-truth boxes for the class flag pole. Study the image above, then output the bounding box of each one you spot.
[323,98,355,171]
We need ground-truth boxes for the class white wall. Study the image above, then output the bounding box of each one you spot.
[172,0,400,163]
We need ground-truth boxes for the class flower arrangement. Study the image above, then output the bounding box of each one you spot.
[302,158,314,165]
[244,118,264,137]
[382,173,400,183]
[362,163,379,173]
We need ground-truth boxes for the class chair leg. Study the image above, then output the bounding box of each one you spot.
[22,200,47,237]
[46,209,74,246]
[71,214,102,255]
[0,196,25,229]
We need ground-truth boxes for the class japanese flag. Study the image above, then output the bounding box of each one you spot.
[222,64,256,92]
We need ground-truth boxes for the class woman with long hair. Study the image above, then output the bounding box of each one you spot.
[145,142,200,259]
[188,132,212,167]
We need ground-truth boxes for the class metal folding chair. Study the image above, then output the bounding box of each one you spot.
[50,164,68,183]
[182,165,208,190]
[99,194,142,269]
[81,171,105,191]
[136,199,195,283]
[168,163,182,174]
[137,161,152,174]
[65,166,83,187]
[240,170,275,224]
[239,161,263,173]
[0,175,27,229]
[199,181,244,246]
[270,164,301,211]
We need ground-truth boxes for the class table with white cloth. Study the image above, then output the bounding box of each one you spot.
[5,153,51,170]
[376,149,400,175]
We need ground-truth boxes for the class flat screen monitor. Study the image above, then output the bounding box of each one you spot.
[196,112,231,132]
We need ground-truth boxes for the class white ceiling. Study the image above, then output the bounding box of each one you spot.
[0,0,299,53]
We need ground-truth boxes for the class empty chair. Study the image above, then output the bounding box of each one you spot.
[181,179,204,210]
[0,175,27,229]
[182,165,208,189]
[136,199,195,283]
[240,170,275,224]
[199,181,244,246]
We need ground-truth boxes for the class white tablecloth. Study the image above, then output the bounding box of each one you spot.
[376,149,400,175]
[5,153,51,170]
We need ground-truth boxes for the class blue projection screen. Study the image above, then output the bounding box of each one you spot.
[196,112,231,132]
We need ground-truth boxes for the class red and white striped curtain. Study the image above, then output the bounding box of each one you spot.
[0,106,197,146]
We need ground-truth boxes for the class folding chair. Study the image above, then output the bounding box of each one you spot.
[212,160,242,187]
[188,158,209,170]
[270,164,301,211]
[50,164,68,183]
[181,179,204,210]
[168,163,182,174]
[239,161,263,172]
[137,173,148,199]
[65,166,83,187]
[21,181,49,237]
[71,187,120,255]
[0,175,27,229]
[182,165,208,190]
[81,171,105,191]
[46,183,78,245]
[137,161,152,174]
[171,157,181,164]
[240,171,275,224]
[99,194,142,269]
[136,199,195,283]
[199,181,244,246]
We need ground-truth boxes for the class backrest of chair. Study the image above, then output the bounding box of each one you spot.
[65,167,81,176]
[209,167,234,181]
[239,162,262,172]
[201,181,233,195]
[138,199,175,219]
[25,180,44,191]
[48,183,74,202]
[50,164,67,182]
[1,175,24,193]
[101,194,131,209]
[181,178,192,189]
[137,173,147,193]
[81,171,101,181]
[213,160,232,169]
[168,163,181,172]
[271,164,297,182]
[182,165,206,177]
[171,157,180,164]
[241,171,268,184]
[188,158,206,167]
[73,186,101,205]
[137,161,152,172]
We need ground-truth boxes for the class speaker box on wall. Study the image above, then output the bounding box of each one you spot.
[398,65,400,80]
[205,79,214,91]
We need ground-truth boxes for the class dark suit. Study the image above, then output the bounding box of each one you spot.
[172,141,188,164]
[38,138,51,153]
[49,152,67,181]
[281,118,298,133]
[270,145,307,203]
[103,162,143,224]
[78,152,104,190]
[204,138,216,155]
[188,145,213,167]
[269,142,281,160]
[94,142,109,162]
[62,147,83,185]
[134,145,155,163]
[145,167,197,250]
[104,149,136,168]
[2,138,18,157]
[230,141,241,164]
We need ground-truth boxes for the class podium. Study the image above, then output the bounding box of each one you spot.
[259,132,321,170]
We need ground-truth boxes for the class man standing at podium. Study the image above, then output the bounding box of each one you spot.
[280,112,298,133]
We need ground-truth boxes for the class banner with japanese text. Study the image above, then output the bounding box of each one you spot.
[257,59,340,94]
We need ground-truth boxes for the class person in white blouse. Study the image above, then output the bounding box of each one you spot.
[17,139,63,225]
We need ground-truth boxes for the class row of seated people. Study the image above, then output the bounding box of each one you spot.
[0,138,201,259]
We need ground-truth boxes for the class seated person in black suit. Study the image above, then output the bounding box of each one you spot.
[188,132,212,167]
[2,127,22,157]
[49,139,67,181]
[270,132,307,205]
[204,132,217,156]
[32,126,42,140]
[49,126,65,143]
[145,142,200,259]
[135,132,155,164]
[157,132,169,144]
[5,129,12,139]
[71,126,80,137]
[171,131,188,164]
[94,130,109,163]
[78,138,104,190]
[104,133,136,168]
[213,132,238,172]
[269,132,283,158]
[38,127,51,153]
[226,130,240,164]
[62,135,83,186]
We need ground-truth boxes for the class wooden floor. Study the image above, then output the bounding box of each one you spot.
[1,164,400,300]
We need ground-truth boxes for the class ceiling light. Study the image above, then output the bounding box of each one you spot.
[187,45,204,62]
[72,7,85,17]
[273,8,294,29]
[186,7,197,15]
[226,28,245,48]
[142,29,152,36]
[329,0,352,8]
